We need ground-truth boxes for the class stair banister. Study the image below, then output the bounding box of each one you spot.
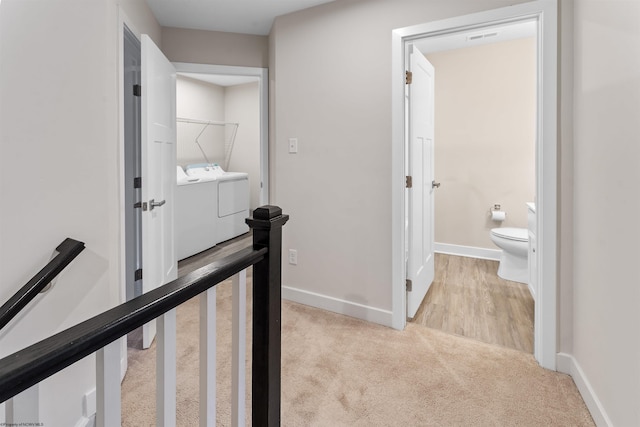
[0,237,85,331]
[0,206,288,427]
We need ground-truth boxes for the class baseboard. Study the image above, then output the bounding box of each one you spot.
[557,352,612,427]
[74,415,95,427]
[527,282,536,301]
[282,286,393,327]
[435,242,501,261]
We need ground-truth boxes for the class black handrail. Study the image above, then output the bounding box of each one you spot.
[0,246,266,403]
[0,238,85,331]
[0,205,288,427]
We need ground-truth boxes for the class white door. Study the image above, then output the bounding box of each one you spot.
[406,46,436,319]
[141,35,178,348]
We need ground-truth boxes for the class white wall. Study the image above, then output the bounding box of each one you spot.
[270,0,531,322]
[225,82,261,210]
[427,37,536,249]
[176,77,261,210]
[0,0,160,424]
[176,75,226,166]
[571,1,640,425]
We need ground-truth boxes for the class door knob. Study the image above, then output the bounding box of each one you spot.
[148,199,166,211]
[432,181,441,189]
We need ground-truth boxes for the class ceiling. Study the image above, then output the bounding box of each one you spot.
[413,20,537,54]
[152,2,534,87]
[146,0,336,36]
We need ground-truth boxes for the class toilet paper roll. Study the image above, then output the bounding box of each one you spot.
[491,210,506,222]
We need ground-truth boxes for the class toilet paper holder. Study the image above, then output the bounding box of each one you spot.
[489,204,506,221]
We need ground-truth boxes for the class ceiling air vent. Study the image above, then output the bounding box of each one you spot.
[467,31,501,42]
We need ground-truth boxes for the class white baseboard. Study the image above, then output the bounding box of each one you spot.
[74,415,95,427]
[282,286,393,327]
[435,242,501,261]
[557,352,612,427]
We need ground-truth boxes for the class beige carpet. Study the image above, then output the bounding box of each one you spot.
[122,275,594,426]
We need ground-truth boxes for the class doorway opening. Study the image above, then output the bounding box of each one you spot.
[392,1,558,369]
[173,63,269,209]
[408,21,538,354]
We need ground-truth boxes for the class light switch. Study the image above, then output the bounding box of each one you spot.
[288,138,298,154]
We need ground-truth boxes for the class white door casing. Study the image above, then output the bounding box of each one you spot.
[141,34,178,349]
[406,46,436,319]
[391,1,557,370]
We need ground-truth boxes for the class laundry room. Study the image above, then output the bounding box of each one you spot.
[175,73,261,260]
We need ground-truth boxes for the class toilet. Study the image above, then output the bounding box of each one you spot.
[490,227,529,284]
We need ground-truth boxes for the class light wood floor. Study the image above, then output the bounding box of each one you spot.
[410,253,534,353]
[178,238,534,353]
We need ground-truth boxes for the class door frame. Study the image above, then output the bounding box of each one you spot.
[118,7,143,380]
[391,1,558,370]
[172,62,270,207]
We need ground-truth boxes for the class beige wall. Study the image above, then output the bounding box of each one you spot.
[427,37,536,249]
[0,0,160,424]
[176,77,261,210]
[225,82,262,210]
[270,0,531,315]
[572,1,640,425]
[162,27,268,67]
[176,76,227,166]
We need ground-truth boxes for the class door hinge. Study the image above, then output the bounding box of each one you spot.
[135,269,143,281]
[134,177,142,189]
[133,84,142,97]
[406,279,412,292]
[134,201,142,209]
[405,71,413,85]
[406,176,413,188]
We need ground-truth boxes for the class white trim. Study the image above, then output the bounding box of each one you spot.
[391,0,558,370]
[527,282,536,302]
[172,62,270,206]
[74,416,94,427]
[282,286,393,327]
[556,353,613,427]
[434,242,501,261]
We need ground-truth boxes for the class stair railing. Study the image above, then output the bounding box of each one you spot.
[0,237,85,331]
[0,205,288,426]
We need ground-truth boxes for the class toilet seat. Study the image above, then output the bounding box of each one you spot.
[491,227,528,242]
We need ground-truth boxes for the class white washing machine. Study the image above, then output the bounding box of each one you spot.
[217,171,250,243]
[175,164,250,260]
[175,166,218,260]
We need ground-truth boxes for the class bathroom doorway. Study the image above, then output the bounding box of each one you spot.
[391,1,558,369]
[410,21,537,354]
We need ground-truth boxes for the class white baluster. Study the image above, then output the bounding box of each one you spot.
[232,270,247,427]
[6,384,39,425]
[96,340,121,427]
[157,308,177,427]
[200,287,216,426]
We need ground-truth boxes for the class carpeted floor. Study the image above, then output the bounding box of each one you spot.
[122,274,595,426]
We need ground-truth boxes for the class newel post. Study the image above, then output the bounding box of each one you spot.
[246,205,289,426]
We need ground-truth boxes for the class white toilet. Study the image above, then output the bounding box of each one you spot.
[490,227,529,284]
